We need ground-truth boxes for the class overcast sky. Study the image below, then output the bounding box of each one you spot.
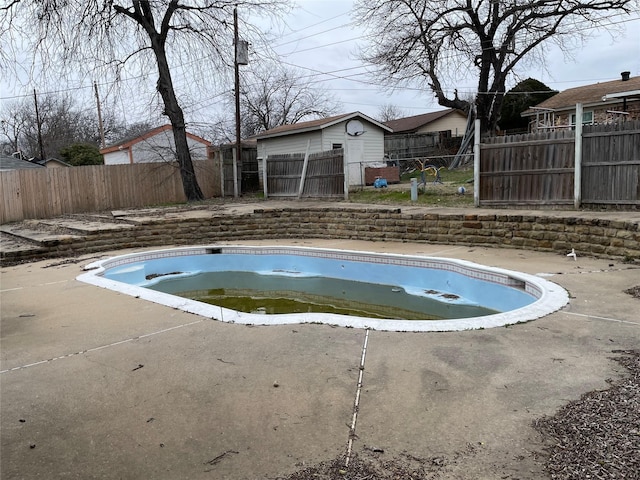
[273,0,640,119]
[1,0,639,130]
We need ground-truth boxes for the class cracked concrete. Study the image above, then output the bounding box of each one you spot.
[1,235,639,479]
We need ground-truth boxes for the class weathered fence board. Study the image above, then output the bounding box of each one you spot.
[581,122,640,205]
[479,129,575,206]
[220,146,259,196]
[1,159,220,223]
[384,133,439,160]
[266,149,344,198]
[479,121,640,207]
[303,149,344,197]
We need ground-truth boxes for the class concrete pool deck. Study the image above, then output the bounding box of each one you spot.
[1,235,640,478]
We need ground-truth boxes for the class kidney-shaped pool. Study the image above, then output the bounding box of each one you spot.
[77,245,569,332]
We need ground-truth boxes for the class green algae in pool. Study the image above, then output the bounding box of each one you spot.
[148,271,499,320]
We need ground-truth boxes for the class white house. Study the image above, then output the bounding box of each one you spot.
[254,112,392,188]
[100,124,211,165]
[383,109,468,137]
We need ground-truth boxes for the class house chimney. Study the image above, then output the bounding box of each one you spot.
[621,71,630,81]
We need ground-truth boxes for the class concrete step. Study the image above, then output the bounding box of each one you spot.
[0,223,83,246]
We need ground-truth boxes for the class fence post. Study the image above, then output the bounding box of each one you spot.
[574,102,583,209]
[232,147,239,197]
[473,119,481,207]
[297,140,311,199]
[343,136,349,200]
[263,155,268,199]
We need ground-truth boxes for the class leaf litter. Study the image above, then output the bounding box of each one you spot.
[534,350,639,479]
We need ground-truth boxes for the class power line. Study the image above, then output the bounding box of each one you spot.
[274,20,357,48]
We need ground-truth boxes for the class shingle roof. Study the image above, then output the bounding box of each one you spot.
[0,154,45,171]
[254,112,392,139]
[100,124,211,154]
[383,109,465,133]
[529,75,640,112]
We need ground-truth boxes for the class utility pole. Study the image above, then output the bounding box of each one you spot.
[94,81,106,149]
[33,89,45,160]
[233,7,241,198]
[233,7,249,198]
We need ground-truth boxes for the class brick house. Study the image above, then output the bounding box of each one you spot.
[523,72,640,131]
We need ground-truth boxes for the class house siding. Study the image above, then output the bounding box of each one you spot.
[550,101,640,128]
[415,114,467,136]
[103,129,209,165]
[256,116,390,188]
[258,131,323,159]
[321,122,386,164]
[104,150,130,165]
[129,130,208,163]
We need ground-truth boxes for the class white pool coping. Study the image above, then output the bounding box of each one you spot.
[77,245,570,332]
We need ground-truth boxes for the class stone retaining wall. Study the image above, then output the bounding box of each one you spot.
[2,207,639,264]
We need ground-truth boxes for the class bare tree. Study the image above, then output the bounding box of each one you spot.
[240,64,342,137]
[1,0,290,200]
[377,103,407,122]
[0,94,111,159]
[206,64,342,143]
[0,101,29,156]
[354,0,637,133]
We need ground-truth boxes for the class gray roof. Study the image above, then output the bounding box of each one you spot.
[254,112,392,140]
[383,109,466,133]
[523,75,640,115]
[0,154,45,171]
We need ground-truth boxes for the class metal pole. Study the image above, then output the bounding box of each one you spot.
[33,89,45,160]
[233,7,241,198]
[94,82,106,149]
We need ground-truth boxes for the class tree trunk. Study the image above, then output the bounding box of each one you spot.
[152,40,204,201]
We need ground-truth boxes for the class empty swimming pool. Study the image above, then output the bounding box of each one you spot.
[77,245,569,332]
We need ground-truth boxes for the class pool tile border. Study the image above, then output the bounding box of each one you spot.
[78,245,569,332]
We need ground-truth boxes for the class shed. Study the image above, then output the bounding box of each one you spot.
[254,112,392,188]
[100,124,211,165]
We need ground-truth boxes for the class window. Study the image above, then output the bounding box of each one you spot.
[332,143,343,149]
[570,111,594,126]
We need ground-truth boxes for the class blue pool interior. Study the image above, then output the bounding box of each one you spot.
[101,248,536,316]
[79,246,570,331]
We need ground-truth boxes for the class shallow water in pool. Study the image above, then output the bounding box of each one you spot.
[148,271,499,320]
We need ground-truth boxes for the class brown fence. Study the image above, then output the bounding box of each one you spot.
[582,122,640,205]
[219,145,259,196]
[479,120,640,207]
[265,148,344,198]
[1,159,221,223]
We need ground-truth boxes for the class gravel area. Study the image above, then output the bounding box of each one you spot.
[273,450,450,480]
[534,350,640,480]
[625,285,640,299]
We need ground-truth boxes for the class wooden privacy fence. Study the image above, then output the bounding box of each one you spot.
[264,148,344,198]
[582,122,640,205]
[478,120,640,207]
[219,145,259,196]
[1,159,220,223]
